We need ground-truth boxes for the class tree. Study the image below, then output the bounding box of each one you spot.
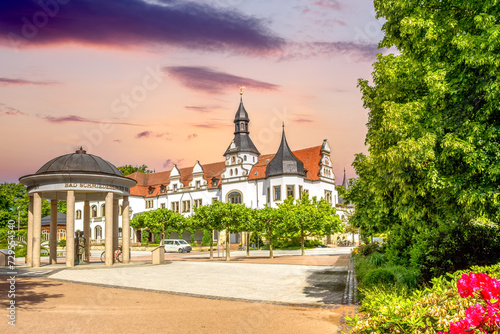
[118,164,153,176]
[130,208,184,245]
[280,193,342,256]
[0,183,50,228]
[348,0,500,278]
[191,204,224,259]
[253,206,285,259]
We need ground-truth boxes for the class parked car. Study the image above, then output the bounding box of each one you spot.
[163,239,192,253]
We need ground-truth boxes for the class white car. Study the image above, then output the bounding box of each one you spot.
[163,239,192,253]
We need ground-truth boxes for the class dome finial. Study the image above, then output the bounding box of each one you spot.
[239,85,245,97]
[76,147,86,154]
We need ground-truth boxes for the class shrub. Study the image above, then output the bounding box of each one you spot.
[346,263,500,334]
[362,268,395,288]
[368,252,387,266]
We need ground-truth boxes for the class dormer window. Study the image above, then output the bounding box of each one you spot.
[244,155,247,161]
[173,184,178,192]
[231,156,235,164]
[160,185,166,194]
[196,181,200,189]
[212,177,219,187]
[148,186,155,195]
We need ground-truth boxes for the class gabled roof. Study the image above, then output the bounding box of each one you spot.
[249,146,322,181]
[266,127,305,177]
[128,161,226,197]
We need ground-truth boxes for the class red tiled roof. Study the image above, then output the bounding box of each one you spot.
[249,146,322,181]
[128,146,322,196]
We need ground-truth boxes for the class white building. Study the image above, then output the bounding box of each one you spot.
[73,96,339,244]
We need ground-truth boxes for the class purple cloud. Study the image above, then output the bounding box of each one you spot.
[37,114,143,126]
[187,133,198,141]
[136,131,171,139]
[292,114,314,123]
[0,0,284,54]
[0,77,58,86]
[165,66,280,94]
[163,158,184,169]
[0,104,27,116]
[185,105,219,113]
[284,41,379,62]
[313,0,344,10]
[191,122,231,129]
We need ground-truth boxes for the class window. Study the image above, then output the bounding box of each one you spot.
[244,155,247,161]
[230,169,233,176]
[171,202,179,213]
[196,181,201,189]
[148,186,155,195]
[100,204,105,217]
[42,229,49,240]
[194,199,202,208]
[173,184,178,192]
[227,191,242,204]
[91,205,97,218]
[299,185,303,199]
[235,169,238,175]
[304,189,309,196]
[145,200,154,209]
[212,197,218,204]
[212,178,219,187]
[182,200,191,213]
[160,185,166,194]
[232,156,236,164]
[287,185,295,199]
[267,187,270,202]
[160,203,165,209]
[274,186,281,201]
[57,229,66,241]
[76,210,82,220]
[119,205,122,216]
[94,226,102,240]
[325,190,333,205]
[118,227,123,238]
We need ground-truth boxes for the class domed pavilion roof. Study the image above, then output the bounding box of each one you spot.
[35,148,124,177]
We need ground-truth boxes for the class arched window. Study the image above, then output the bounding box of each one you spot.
[94,226,102,240]
[230,169,233,176]
[244,155,247,161]
[231,156,235,164]
[100,204,105,217]
[119,205,122,216]
[57,229,66,241]
[91,205,97,218]
[227,191,242,204]
[235,169,238,175]
[76,210,82,220]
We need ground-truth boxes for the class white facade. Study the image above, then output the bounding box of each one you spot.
[72,99,340,243]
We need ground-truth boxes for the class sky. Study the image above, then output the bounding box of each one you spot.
[0,0,386,184]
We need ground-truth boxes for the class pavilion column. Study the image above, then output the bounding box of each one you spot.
[26,195,34,267]
[105,192,114,266]
[83,201,90,262]
[122,196,130,264]
[32,192,42,268]
[66,190,75,268]
[113,199,119,251]
[50,200,57,265]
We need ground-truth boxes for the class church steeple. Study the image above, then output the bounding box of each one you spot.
[224,94,260,156]
[266,124,305,177]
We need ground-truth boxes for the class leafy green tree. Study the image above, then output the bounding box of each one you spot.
[118,164,153,176]
[280,193,342,256]
[0,183,50,228]
[253,206,285,259]
[131,208,184,245]
[191,204,224,259]
[348,0,500,278]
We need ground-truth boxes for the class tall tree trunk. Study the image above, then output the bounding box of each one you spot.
[209,229,213,259]
[301,225,305,256]
[246,232,250,257]
[225,224,230,261]
[269,227,274,259]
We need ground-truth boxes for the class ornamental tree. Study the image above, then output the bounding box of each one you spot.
[253,205,285,259]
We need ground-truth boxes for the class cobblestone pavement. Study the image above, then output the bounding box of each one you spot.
[47,261,348,305]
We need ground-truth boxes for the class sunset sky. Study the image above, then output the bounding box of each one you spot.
[0,0,386,184]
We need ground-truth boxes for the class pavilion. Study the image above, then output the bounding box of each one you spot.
[19,148,137,267]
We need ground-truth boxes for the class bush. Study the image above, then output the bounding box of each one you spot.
[346,263,500,334]
[58,239,66,248]
[362,268,395,287]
